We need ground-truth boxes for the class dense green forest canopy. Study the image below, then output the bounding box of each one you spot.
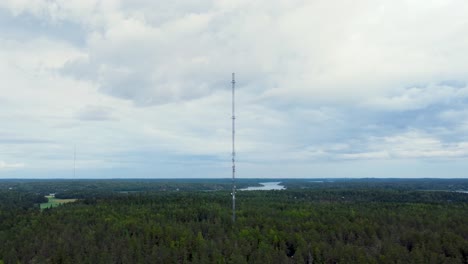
[1,178,467,197]
[0,178,467,263]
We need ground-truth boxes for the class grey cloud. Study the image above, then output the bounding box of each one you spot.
[0,8,86,46]
[299,130,468,162]
[439,80,466,89]
[60,57,98,81]
[437,109,468,122]
[357,82,468,142]
[57,1,313,106]
[6,0,468,108]
[0,133,55,144]
[4,0,468,177]
[363,83,468,112]
[76,105,114,121]
[60,30,231,105]
[0,139,54,144]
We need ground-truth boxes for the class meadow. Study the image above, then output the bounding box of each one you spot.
[39,195,77,210]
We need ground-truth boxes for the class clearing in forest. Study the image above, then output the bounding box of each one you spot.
[40,195,76,210]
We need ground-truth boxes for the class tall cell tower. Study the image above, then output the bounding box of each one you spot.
[231,73,236,222]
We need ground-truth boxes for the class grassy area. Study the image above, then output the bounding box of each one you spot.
[40,195,77,210]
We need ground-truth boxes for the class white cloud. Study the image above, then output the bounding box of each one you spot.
[338,131,468,160]
[0,160,24,169]
[341,151,390,160]
[363,84,468,111]
[3,0,468,106]
[2,0,468,177]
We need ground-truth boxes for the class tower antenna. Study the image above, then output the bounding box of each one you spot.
[231,72,236,222]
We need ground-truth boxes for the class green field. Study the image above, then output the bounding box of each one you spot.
[40,195,76,210]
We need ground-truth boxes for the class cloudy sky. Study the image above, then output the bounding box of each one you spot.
[1,0,468,178]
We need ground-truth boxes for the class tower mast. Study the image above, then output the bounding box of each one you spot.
[231,73,236,222]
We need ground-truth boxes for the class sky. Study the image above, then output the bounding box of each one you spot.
[1,0,468,178]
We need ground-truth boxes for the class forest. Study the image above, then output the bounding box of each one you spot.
[0,178,467,263]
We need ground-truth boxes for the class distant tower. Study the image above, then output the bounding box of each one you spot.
[231,73,236,222]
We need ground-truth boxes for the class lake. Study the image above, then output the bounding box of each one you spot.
[240,182,285,191]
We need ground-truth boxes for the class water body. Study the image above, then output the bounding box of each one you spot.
[455,190,468,194]
[240,182,285,191]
